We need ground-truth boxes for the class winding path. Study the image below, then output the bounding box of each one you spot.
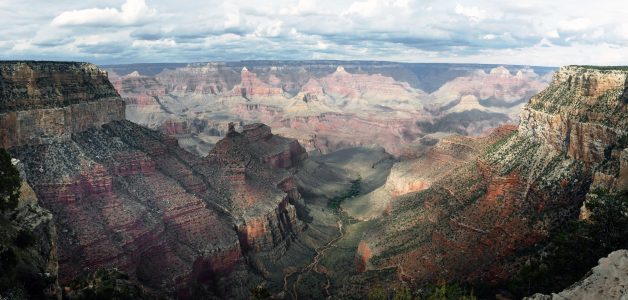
[283,216,345,299]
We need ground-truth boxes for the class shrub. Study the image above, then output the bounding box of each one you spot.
[367,286,387,300]
[0,149,20,212]
[15,230,35,248]
[504,189,628,297]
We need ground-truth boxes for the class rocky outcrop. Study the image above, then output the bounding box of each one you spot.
[0,158,61,299]
[0,62,120,112]
[2,61,309,298]
[520,66,627,164]
[431,66,549,109]
[242,123,307,169]
[355,66,627,289]
[0,62,124,149]
[230,67,284,98]
[107,62,552,156]
[525,250,628,300]
[354,240,373,273]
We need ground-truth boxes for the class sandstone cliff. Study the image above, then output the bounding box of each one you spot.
[353,66,627,292]
[1,62,310,298]
[107,62,552,156]
[525,249,628,300]
[0,62,124,149]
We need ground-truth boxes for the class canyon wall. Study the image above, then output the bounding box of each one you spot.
[353,66,627,289]
[1,62,309,298]
[0,158,61,299]
[106,62,553,156]
[0,62,125,148]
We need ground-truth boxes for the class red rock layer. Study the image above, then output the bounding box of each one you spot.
[12,119,308,296]
[230,68,283,98]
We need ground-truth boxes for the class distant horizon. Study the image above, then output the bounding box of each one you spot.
[1,59,567,68]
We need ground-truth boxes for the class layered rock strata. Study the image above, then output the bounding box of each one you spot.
[0,62,124,148]
[107,62,552,156]
[1,62,308,297]
[354,66,627,288]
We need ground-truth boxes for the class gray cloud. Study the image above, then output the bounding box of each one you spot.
[0,0,626,66]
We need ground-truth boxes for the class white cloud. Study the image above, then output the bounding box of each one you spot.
[52,0,155,27]
[1,0,627,65]
[558,18,592,32]
[279,0,319,16]
[223,3,240,30]
[253,20,283,37]
[345,0,380,17]
[132,39,176,48]
[455,4,487,22]
[545,30,560,39]
[344,0,409,17]
[481,34,496,40]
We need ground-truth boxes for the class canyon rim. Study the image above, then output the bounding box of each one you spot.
[1,1,627,299]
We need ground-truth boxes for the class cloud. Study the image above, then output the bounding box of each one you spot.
[0,0,627,65]
[558,18,592,32]
[52,0,155,27]
[454,4,488,22]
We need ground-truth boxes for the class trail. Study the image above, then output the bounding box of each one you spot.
[283,215,345,300]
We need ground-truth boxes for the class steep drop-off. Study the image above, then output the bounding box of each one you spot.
[351,66,627,295]
[0,62,312,298]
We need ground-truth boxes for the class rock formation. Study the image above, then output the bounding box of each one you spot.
[0,62,125,148]
[0,156,61,299]
[352,66,627,291]
[0,62,309,298]
[106,62,552,156]
[524,250,628,300]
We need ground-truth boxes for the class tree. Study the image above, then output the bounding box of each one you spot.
[0,148,20,212]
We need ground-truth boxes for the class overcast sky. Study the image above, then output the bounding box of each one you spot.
[1,0,627,66]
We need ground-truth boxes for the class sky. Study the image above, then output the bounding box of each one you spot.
[1,0,627,66]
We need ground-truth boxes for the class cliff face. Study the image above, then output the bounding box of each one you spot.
[0,62,124,148]
[355,66,627,287]
[107,62,552,156]
[520,66,627,164]
[0,158,60,299]
[525,250,628,300]
[1,62,308,298]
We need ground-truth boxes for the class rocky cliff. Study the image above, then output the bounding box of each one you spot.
[106,62,552,156]
[525,249,628,300]
[0,154,60,299]
[352,66,627,294]
[0,62,124,148]
[1,62,310,298]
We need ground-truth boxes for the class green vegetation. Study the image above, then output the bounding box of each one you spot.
[64,268,156,300]
[504,189,628,298]
[367,283,477,300]
[367,286,387,300]
[0,148,20,212]
[484,130,516,157]
[576,65,628,71]
[250,286,271,300]
[327,175,362,210]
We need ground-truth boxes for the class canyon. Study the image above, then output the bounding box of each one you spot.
[347,66,627,295]
[1,61,626,300]
[106,61,554,156]
[0,61,320,298]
